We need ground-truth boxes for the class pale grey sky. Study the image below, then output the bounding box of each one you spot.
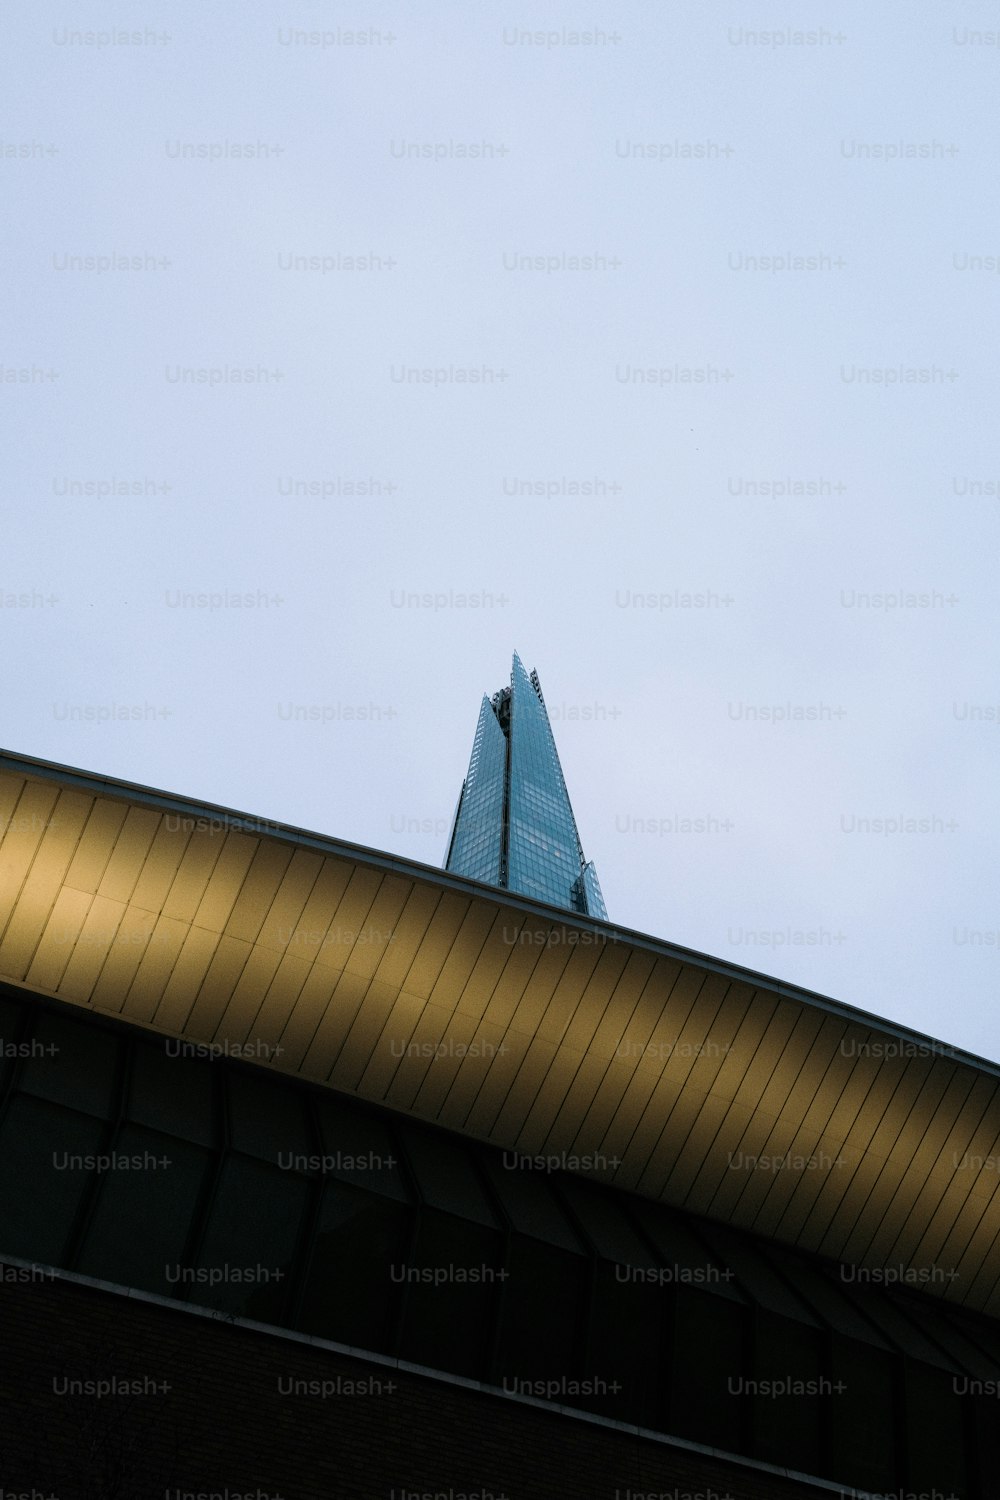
[4,3,999,1058]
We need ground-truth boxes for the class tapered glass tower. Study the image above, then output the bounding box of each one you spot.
[445,652,607,918]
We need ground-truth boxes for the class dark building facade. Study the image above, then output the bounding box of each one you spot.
[445,653,607,918]
[2,747,1000,1498]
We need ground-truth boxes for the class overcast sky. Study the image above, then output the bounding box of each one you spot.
[4,3,999,1061]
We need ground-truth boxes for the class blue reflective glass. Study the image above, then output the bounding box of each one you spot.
[445,653,606,918]
[445,695,505,885]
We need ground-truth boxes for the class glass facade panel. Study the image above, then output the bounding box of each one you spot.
[627,1196,747,1303]
[829,1334,897,1490]
[670,1287,747,1450]
[128,1037,217,1146]
[904,1363,969,1494]
[399,1120,498,1226]
[583,1262,665,1425]
[19,1010,120,1118]
[190,1157,308,1321]
[396,1208,504,1377]
[574,861,607,921]
[750,1310,825,1470]
[478,1153,585,1251]
[314,1093,409,1200]
[298,1182,410,1350]
[495,1234,588,1383]
[0,995,24,1101]
[554,1177,653,1265]
[76,1126,213,1293]
[0,1096,107,1263]
[228,1068,311,1160]
[445,653,607,918]
[445,695,506,886]
[507,653,587,910]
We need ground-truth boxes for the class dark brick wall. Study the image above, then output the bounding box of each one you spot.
[0,1270,839,1500]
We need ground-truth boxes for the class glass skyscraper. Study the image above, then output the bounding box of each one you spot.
[445,652,607,918]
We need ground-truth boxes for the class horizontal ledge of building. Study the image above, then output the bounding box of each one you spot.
[2,1251,875,1500]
